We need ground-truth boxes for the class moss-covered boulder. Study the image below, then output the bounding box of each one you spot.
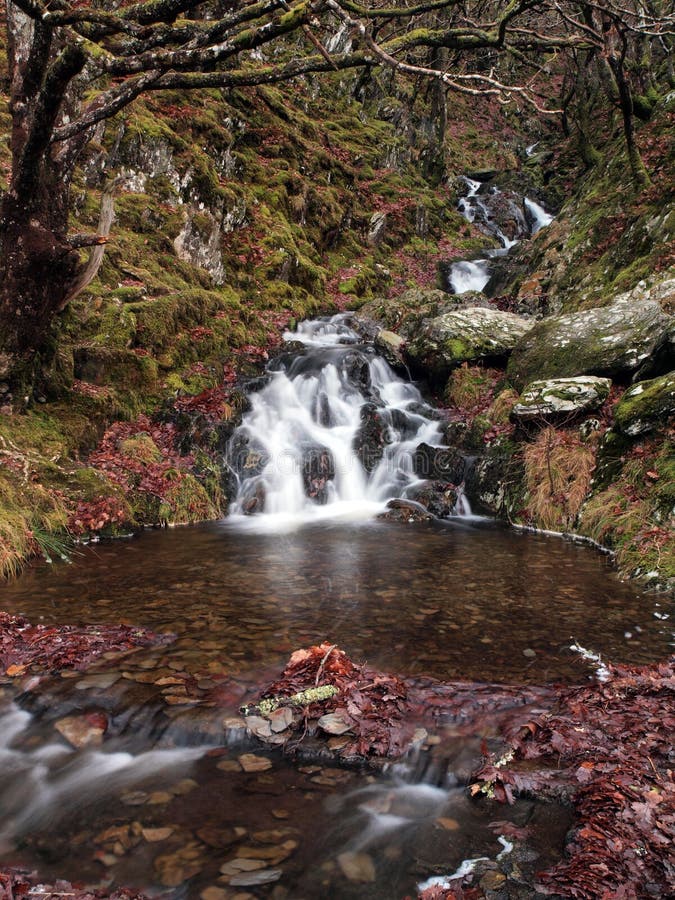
[511,376,611,425]
[358,288,489,338]
[507,296,671,390]
[613,372,675,436]
[406,307,533,381]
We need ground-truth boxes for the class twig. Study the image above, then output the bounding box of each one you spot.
[315,643,337,686]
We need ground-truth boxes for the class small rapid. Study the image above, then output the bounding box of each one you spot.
[228,316,466,528]
[449,176,553,293]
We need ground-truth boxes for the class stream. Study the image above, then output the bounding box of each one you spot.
[449,177,553,294]
[0,316,672,898]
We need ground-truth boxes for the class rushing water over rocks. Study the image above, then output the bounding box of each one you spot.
[228,315,466,527]
[449,177,553,294]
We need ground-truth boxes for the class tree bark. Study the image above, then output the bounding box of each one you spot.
[0,166,79,397]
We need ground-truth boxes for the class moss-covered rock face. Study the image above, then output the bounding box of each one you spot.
[507,295,671,390]
[614,372,675,436]
[406,307,533,382]
[511,376,612,425]
[358,287,490,338]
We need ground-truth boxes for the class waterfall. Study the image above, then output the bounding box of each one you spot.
[228,316,465,527]
[449,176,553,294]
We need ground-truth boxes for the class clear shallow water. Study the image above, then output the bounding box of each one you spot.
[0,520,670,898]
[1,519,670,685]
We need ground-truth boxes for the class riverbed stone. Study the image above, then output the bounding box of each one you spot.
[337,851,376,883]
[54,713,106,748]
[613,371,675,436]
[406,307,533,381]
[507,296,671,389]
[510,376,611,424]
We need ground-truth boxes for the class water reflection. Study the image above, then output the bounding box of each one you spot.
[1,518,670,684]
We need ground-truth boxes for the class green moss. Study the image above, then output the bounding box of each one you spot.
[119,433,163,464]
[614,373,675,436]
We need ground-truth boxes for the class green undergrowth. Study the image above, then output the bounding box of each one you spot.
[507,96,675,314]
[582,435,675,586]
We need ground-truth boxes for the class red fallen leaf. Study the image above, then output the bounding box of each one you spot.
[645,470,659,480]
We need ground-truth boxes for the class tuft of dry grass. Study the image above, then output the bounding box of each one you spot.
[523,427,596,531]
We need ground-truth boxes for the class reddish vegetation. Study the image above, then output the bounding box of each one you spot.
[69,495,130,536]
[0,872,146,900]
[253,642,553,760]
[80,415,202,526]
[0,612,172,676]
[473,658,675,899]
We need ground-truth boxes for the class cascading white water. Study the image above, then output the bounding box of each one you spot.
[449,176,553,293]
[228,316,462,527]
[448,259,491,294]
[524,197,554,234]
[0,703,203,844]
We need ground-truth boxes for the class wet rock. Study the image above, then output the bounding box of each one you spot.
[405,481,458,518]
[142,827,174,842]
[237,840,297,864]
[197,825,245,848]
[54,712,106,748]
[613,371,675,436]
[510,376,611,425]
[464,437,525,519]
[220,859,267,877]
[353,402,389,472]
[337,851,376,883]
[229,432,269,477]
[407,308,533,381]
[412,443,465,483]
[238,753,273,773]
[154,842,206,886]
[378,499,433,523]
[341,349,372,393]
[389,407,421,440]
[374,330,407,371]
[200,888,229,900]
[238,479,266,515]
[301,444,336,504]
[228,868,282,887]
[348,314,381,342]
[507,295,672,389]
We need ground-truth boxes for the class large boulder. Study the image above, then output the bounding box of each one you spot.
[507,296,671,390]
[374,330,406,371]
[406,307,533,381]
[412,443,465,483]
[510,376,611,425]
[358,288,489,339]
[613,372,675,437]
[404,481,458,518]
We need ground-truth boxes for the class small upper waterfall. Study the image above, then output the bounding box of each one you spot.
[228,316,462,527]
[449,177,553,293]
